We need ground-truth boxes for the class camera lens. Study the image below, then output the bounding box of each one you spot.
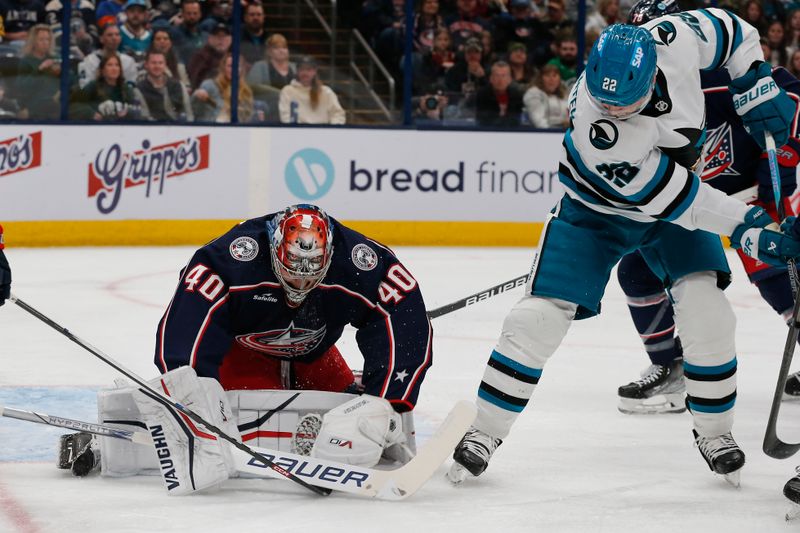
[424,96,438,110]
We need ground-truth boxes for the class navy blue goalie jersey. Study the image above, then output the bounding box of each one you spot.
[700,67,800,202]
[154,215,433,412]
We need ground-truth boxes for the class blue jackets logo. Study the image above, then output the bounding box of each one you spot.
[285,148,335,200]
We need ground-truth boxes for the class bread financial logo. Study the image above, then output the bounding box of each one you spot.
[285,148,335,200]
[589,119,619,150]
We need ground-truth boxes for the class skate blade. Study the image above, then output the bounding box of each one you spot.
[723,470,741,488]
[787,503,800,521]
[618,394,686,415]
[447,462,470,485]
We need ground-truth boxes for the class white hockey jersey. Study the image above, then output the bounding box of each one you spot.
[562,9,763,236]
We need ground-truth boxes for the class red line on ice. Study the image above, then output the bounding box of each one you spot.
[0,480,40,533]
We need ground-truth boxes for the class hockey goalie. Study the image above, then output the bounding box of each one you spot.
[58,204,434,494]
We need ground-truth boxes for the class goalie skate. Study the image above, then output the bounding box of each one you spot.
[783,371,800,400]
[447,426,502,485]
[693,430,745,487]
[785,469,800,520]
[57,432,100,477]
[617,358,686,414]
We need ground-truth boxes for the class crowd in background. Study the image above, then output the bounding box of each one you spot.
[0,0,798,127]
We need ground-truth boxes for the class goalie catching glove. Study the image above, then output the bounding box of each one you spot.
[730,206,800,266]
[310,395,412,467]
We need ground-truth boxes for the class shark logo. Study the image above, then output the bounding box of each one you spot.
[236,322,327,359]
[701,123,739,181]
[653,21,676,46]
[589,119,619,150]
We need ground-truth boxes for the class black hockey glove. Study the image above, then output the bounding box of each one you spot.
[0,249,10,306]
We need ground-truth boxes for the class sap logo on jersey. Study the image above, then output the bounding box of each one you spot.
[0,132,42,178]
[285,148,335,200]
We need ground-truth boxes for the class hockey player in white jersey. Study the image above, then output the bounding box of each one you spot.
[449,11,800,487]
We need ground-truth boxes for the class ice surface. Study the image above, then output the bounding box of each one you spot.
[1,246,799,532]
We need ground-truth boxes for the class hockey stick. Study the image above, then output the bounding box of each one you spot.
[426,273,529,319]
[0,401,476,500]
[762,131,800,459]
[7,293,332,496]
[0,404,154,446]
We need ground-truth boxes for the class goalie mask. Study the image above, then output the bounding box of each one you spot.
[266,204,334,307]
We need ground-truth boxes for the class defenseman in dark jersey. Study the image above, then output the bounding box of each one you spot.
[155,204,433,413]
[616,0,800,416]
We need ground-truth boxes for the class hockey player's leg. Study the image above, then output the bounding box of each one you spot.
[672,272,745,485]
[449,294,577,483]
[616,251,685,414]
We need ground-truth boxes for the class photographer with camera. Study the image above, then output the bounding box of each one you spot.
[414,91,448,122]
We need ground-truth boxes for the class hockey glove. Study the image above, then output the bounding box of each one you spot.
[729,61,796,150]
[0,249,10,306]
[731,206,800,267]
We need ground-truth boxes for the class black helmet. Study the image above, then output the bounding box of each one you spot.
[627,0,680,25]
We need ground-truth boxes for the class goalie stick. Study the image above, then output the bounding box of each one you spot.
[0,401,476,500]
[426,273,529,319]
[8,293,332,496]
[763,131,800,459]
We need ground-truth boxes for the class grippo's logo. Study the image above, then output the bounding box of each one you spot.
[0,131,42,177]
[88,135,210,214]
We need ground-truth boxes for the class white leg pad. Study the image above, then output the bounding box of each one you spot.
[671,271,737,437]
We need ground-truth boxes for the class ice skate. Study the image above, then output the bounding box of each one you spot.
[57,432,100,477]
[618,357,686,414]
[693,430,745,487]
[291,413,322,456]
[784,468,800,520]
[783,371,800,400]
[447,426,502,485]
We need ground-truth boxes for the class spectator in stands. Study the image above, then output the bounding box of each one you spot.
[199,0,232,33]
[279,55,346,125]
[45,0,97,53]
[445,0,489,52]
[412,27,455,94]
[0,81,21,119]
[78,23,138,88]
[413,0,445,52]
[475,60,524,127]
[541,0,573,44]
[170,0,205,64]
[246,33,294,119]
[761,0,787,25]
[71,52,144,120]
[766,19,789,66]
[445,36,487,96]
[16,24,60,119]
[760,36,771,61]
[742,0,768,35]
[375,0,445,72]
[0,0,46,44]
[240,1,267,66]
[585,0,619,35]
[138,49,193,121]
[192,52,264,122]
[491,0,545,59]
[95,0,125,29]
[545,31,577,88]
[150,28,190,87]
[359,0,403,45]
[786,9,800,56]
[120,0,152,61]
[789,48,800,78]
[523,62,568,128]
[507,41,534,85]
[187,22,229,89]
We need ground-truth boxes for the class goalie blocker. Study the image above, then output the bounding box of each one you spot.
[63,367,416,494]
